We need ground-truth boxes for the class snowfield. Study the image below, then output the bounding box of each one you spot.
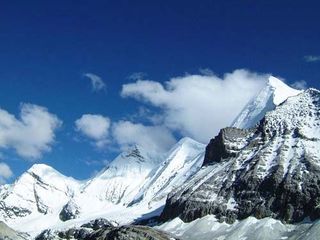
[158,215,320,240]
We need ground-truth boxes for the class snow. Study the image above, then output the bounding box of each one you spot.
[157,215,296,240]
[133,137,205,206]
[158,215,320,240]
[232,76,301,129]
[0,137,205,238]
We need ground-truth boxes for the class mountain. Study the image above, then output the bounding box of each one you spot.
[232,76,301,129]
[0,138,205,237]
[80,145,162,206]
[1,77,316,240]
[161,88,320,224]
[0,164,81,220]
[131,137,205,208]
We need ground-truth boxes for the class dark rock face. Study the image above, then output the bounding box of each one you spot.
[59,201,80,221]
[36,218,179,240]
[0,202,31,219]
[161,89,320,224]
[203,127,252,165]
[80,218,115,230]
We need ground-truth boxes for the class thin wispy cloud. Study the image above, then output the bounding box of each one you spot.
[291,80,307,90]
[304,55,320,62]
[199,68,215,76]
[84,73,106,92]
[128,72,147,80]
[112,120,176,153]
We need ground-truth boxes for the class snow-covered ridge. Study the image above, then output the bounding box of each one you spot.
[232,76,301,129]
[161,87,320,225]
[0,137,205,236]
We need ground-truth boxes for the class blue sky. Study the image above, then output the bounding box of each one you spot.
[0,0,319,181]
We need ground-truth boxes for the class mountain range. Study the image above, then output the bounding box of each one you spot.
[1,76,319,240]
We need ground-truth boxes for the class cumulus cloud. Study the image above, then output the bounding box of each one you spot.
[75,114,111,147]
[291,80,307,90]
[0,104,61,159]
[84,73,106,92]
[121,69,267,143]
[112,121,176,153]
[0,162,13,184]
[304,55,320,62]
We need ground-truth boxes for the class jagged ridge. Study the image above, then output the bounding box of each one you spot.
[161,89,320,224]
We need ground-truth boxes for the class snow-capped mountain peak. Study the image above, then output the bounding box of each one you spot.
[267,76,301,105]
[232,76,301,129]
[80,144,162,205]
[131,137,205,207]
[26,164,67,180]
[161,88,320,225]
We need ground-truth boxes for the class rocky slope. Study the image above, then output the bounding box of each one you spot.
[0,221,28,240]
[0,164,81,221]
[161,88,320,224]
[35,218,179,240]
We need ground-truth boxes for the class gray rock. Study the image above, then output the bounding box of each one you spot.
[59,200,80,222]
[35,218,179,240]
[161,89,320,224]
[81,218,115,230]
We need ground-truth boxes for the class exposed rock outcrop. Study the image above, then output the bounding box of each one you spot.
[35,218,179,240]
[161,89,320,224]
[59,200,80,221]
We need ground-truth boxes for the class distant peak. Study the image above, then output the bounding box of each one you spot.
[176,137,204,146]
[267,76,287,88]
[27,163,60,177]
[125,145,144,160]
[266,76,301,105]
[28,163,54,172]
[231,76,301,129]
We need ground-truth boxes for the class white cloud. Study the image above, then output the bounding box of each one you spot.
[121,69,267,143]
[84,73,106,91]
[75,114,111,147]
[0,104,61,159]
[291,80,307,90]
[0,162,13,184]
[304,55,320,62]
[112,121,176,153]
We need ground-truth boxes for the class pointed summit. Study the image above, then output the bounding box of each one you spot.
[267,76,301,105]
[27,163,59,177]
[232,76,301,129]
[161,87,320,225]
